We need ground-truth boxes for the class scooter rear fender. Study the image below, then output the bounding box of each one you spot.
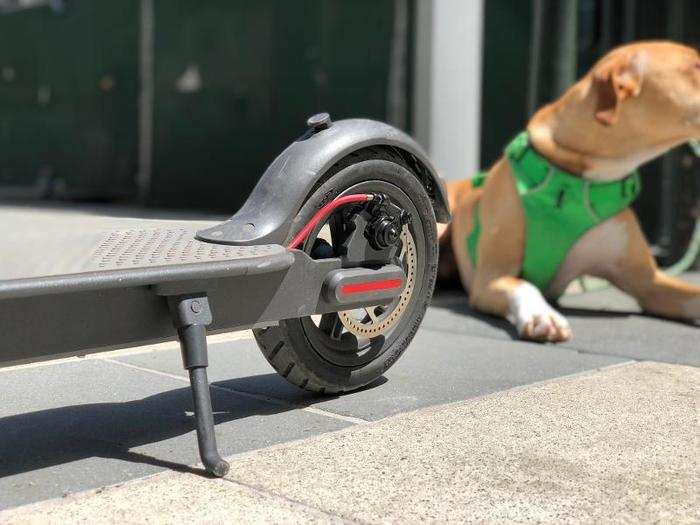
[196,118,450,246]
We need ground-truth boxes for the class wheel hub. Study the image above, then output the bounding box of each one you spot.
[337,225,416,338]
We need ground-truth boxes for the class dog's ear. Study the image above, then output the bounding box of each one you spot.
[593,51,647,126]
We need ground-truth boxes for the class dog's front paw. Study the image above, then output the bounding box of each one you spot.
[519,312,572,342]
[508,282,572,343]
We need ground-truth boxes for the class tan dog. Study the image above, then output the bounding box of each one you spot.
[439,41,700,342]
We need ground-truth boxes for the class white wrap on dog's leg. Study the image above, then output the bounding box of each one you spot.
[507,281,572,340]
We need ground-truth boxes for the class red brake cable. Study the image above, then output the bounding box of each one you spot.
[287,193,374,249]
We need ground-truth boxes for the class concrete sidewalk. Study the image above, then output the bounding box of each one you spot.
[2,362,697,524]
[1,202,697,522]
[0,327,628,509]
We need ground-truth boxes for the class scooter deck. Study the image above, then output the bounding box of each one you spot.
[0,218,399,368]
[0,222,302,365]
[0,227,292,299]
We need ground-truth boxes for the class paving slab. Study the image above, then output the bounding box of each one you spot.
[5,362,695,524]
[0,359,350,509]
[220,361,698,523]
[116,329,626,421]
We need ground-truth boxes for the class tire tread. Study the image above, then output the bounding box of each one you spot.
[253,148,438,395]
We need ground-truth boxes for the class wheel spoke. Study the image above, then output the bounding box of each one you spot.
[320,313,344,340]
[328,214,344,248]
[365,307,379,323]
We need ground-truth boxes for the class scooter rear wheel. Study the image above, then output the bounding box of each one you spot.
[253,148,438,394]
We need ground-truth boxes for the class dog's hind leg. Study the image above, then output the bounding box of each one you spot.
[636,271,700,319]
[606,209,700,320]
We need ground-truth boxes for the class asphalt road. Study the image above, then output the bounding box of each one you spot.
[0,203,697,521]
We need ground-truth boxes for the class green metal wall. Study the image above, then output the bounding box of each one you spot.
[480,0,532,169]
[0,0,405,211]
[150,0,400,210]
[0,1,139,199]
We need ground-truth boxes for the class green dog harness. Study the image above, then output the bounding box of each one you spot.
[467,132,641,293]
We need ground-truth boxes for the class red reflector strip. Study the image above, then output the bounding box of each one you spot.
[340,278,403,295]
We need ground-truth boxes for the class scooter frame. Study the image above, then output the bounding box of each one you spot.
[0,115,449,476]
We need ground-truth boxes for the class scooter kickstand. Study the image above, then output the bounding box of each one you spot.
[168,294,230,478]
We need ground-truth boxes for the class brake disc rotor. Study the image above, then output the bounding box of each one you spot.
[338,225,416,338]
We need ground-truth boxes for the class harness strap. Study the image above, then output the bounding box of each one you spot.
[468,132,641,293]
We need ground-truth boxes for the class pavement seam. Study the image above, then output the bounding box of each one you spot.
[61,356,637,468]
[0,331,252,373]
[217,359,640,465]
[200,361,641,524]
[0,360,639,517]
[0,461,359,525]
[96,357,638,468]
[219,476,361,525]
[99,357,369,425]
[0,470,178,519]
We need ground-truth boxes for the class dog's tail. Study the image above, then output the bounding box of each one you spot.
[436,176,482,288]
[439,175,483,238]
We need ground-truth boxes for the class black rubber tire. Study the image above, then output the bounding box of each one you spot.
[253,147,438,394]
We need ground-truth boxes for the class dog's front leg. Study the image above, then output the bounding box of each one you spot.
[467,160,572,342]
[608,210,700,320]
[471,276,572,342]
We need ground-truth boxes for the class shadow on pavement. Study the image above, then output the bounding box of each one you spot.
[430,294,520,339]
[0,374,385,479]
[429,287,695,339]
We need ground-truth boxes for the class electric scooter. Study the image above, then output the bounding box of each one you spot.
[0,113,450,477]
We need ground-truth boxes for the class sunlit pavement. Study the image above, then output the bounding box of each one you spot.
[1,203,697,522]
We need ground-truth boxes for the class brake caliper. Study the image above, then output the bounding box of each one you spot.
[366,194,411,250]
[338,194,411,266]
